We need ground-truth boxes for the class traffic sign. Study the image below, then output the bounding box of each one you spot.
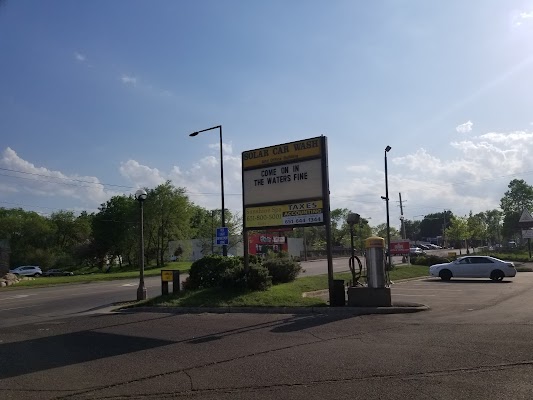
[216,227,229,246]
[519,209,533,228]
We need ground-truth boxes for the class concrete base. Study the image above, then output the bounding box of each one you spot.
[347,287,392,307]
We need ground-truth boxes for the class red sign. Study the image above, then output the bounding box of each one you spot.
[389,240,410,255]
[248,233,288,255]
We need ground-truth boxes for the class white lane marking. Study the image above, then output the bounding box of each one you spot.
[393,294,436,297]
[0,294,32,300]
[392,288,462,292]
[0,304,39,312]
[121,284,135,287]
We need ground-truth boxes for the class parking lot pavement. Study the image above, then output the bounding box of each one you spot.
[391,272,533,319]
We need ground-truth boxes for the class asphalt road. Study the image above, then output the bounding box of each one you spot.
[0,258,359,329]
[0,250,459,329]
[1,272,532,399]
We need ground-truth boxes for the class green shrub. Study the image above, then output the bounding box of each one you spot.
[411,255,450,266]
[262,254,302,284]
[221,263,271,291]
[184,255,272,292]
[185,255,241,289]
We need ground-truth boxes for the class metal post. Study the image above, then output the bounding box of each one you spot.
[350,225,355,260]
[137,200,147,300]
[211,210,214,255]
[189,125,227,256]
[219,126,227,256]
[384,146,392,271]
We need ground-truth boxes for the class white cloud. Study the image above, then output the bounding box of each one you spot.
[336,128,533,224]
[513,10,533,27]
[119,160,165,188]
[74,52,86,62]
[346,165,371,173]
[120,75,138,86]
[0,147,118,208]
[120,151,243,211]
[455,120,473,133]
[208,142,233,155]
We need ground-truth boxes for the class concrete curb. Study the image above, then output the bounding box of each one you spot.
[117,303,429,316]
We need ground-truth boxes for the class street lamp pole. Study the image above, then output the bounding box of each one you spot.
[189,125,227,256]
[384,145,392,271]
[135,189,147,300]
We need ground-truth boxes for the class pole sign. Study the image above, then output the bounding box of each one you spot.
[215,227,229,246]
[242,137,328,230]
[389,239,410,255]
[523,230,533,239]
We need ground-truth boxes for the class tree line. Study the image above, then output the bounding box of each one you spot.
[0,181,239,270]
[1,179,531,269]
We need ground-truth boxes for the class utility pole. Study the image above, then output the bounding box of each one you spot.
[443,210,447,248]
[399,192,406,239]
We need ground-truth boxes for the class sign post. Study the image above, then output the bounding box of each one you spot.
[518,209,533,259]
[241,136,335,304]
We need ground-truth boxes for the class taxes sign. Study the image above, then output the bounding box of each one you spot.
[216,227,229,246]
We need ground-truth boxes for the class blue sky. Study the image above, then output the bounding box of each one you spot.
[1,0,533,226]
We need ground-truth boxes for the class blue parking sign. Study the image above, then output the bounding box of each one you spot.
[216,227,229,245]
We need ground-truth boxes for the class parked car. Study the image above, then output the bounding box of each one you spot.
[410,247,426,256]
[417,244,431,250]
[43,269,74,277]
[9,266,43,277]
[426,244,442,249]
[429,256,516,282]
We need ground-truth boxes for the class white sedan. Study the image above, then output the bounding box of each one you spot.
[429,256,516,282]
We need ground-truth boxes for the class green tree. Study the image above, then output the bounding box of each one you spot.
[92,195,137,270]
[143,181,193,267]
[330,208,351,247]
[403,219,421,241]
[445,216,469,251]
[483,209,502,245]
[419,211,453,240]
[467,211,487,248]
[372,223,400,240]
[500,179,533,239]
[0,208,56,268]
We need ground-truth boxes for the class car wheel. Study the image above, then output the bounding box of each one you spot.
[33,273,41,277]
[490,270,504,282]
[439,269,452,281]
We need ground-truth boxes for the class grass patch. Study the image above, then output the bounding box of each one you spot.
[137,265,429,308]
[4,262,191,289]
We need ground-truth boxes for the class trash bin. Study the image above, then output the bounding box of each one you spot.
[331,279,345,307]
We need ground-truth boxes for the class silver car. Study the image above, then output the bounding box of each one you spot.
[429,256,516,282]
[9,266,43,277]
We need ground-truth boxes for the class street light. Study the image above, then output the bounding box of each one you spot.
[189,125,227,256]
[135,188,147,300]
[384,145,392,271]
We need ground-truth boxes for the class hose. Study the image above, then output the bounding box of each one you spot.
[349,255,364,286]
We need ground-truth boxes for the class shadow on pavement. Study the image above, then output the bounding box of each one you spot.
[270,314,355,333]
[185,314,357,344]
[0,331,174,379]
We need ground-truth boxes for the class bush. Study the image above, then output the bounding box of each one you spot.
[411,255,451,266]
[184,255,271,292]
[186,255,241,290]
[262,253,302,284]
[221,263,271,291]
